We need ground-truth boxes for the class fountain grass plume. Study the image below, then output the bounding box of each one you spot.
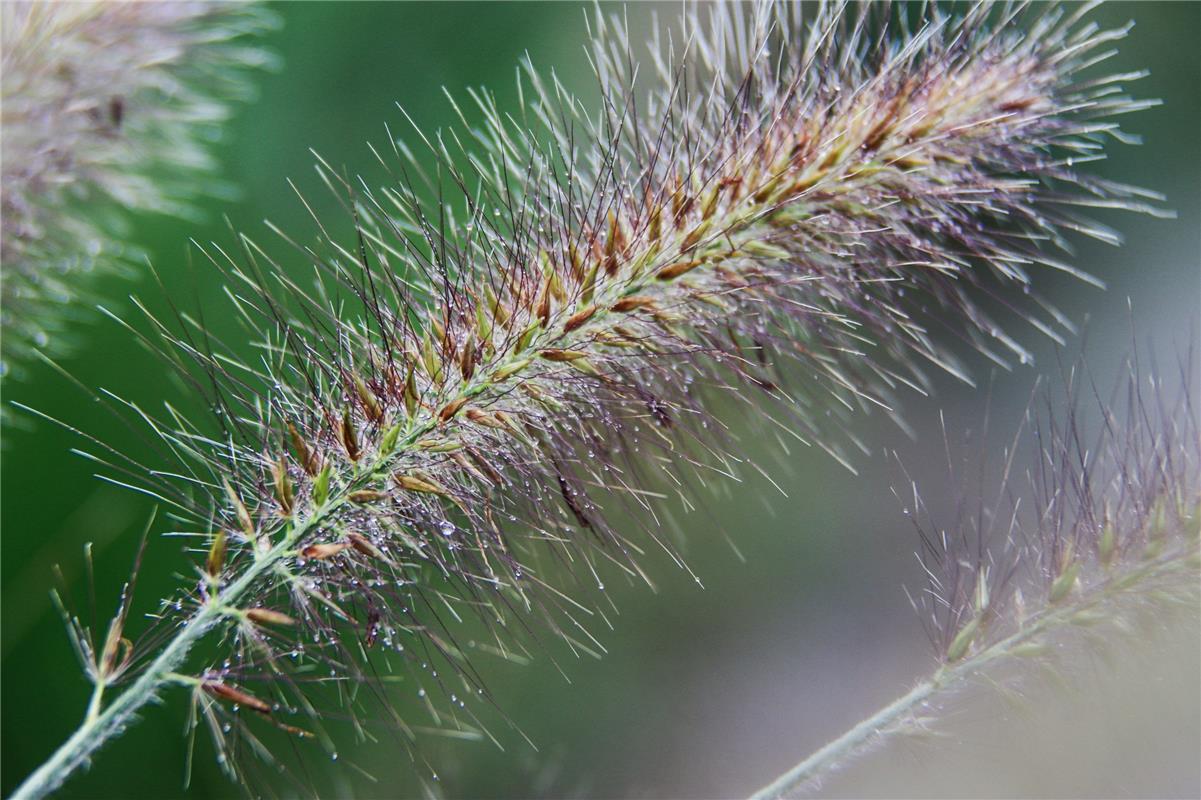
[12,2,1164,796]
[752,348,1201,798]
[0,0,276,377]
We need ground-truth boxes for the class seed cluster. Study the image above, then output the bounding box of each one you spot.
[82,2,1159,785]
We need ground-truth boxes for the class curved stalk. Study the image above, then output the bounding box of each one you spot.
[749,549,1200,800]
[11,200,775,799]
[11,489,356,799]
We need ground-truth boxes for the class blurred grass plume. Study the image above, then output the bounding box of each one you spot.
[753,350,1201,798]
[0,0,276,377]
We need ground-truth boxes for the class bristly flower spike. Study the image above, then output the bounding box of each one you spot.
[753,350,1200,798]
[13,4,1164,797]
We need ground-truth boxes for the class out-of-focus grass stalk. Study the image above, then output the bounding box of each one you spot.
[751,357,1200,798]
[750,543,1199,799]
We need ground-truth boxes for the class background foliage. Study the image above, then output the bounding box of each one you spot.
[2,3,1198,797]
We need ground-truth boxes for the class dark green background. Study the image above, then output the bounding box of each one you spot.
[3,3,1198,798]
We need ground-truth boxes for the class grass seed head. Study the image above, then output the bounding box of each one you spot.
[47,1,1172,789]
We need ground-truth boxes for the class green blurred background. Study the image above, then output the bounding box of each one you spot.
[2,3,1198,798]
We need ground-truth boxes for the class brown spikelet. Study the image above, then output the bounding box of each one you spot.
[348,490,388,504]
[603,211,626,276]
[222,481,254,540]
[245,608,297,627]
[612,295,657,313]
[352,373,384,423]
[700,184,721,220]
[338,409,360,462]
[539,348,588,362]
[437,396,468,423]
[535,280,552,327]
[566,242,585,282]
[647,201,663,242]
[270,457,293,517]
[206,531,227,578]
[99,620,131,678]
[300,542,349,560]
[203,681,272,714]
[466,447,504,486]
[272,721,314,739]
[346,531,385,561]
[287,422,320,476]
[395,473,448,495]
[465,408,505,429]
[656,259,703,280]
[402,365,419,417]
[679,220,711,252]
[460,332,476,381]
[563,305,598,333]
